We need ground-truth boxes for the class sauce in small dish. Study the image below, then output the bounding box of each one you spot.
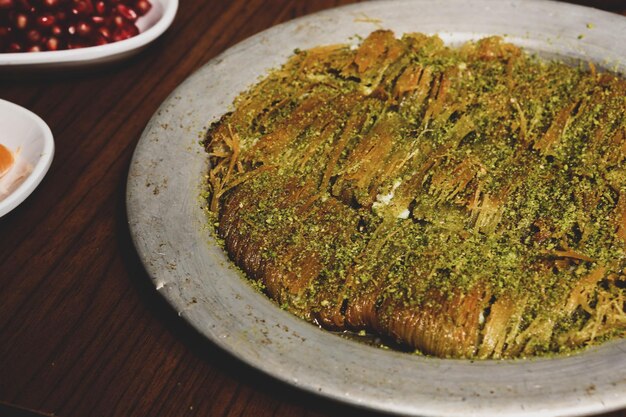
[0,144,33,202]
[0,144,14,178]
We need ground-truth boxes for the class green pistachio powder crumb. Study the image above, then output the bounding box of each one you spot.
[204,31,626,358]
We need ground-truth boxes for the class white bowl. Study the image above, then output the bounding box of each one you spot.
[0,99,54,217]
[0,0,178,70]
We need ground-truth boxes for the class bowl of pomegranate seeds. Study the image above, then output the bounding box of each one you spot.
[0,0,177,68]
[0,99,54,217]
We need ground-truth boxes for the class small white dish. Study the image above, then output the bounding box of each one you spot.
[0,99,54,217]
[0,0,178,70]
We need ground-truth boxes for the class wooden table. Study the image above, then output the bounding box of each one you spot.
[1,1,625,416]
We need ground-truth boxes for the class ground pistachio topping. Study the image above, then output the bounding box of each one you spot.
[204,30,626,359]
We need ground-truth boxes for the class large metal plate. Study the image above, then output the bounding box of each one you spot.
[126,1,626,415]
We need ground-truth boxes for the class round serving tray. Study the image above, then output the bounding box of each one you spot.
[126,1,626,415]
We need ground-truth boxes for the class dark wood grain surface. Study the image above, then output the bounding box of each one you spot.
[1,1,625,416]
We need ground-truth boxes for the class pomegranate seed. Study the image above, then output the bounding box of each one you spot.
[134,0,150,16]
[14,13,28,30]
[98,25,110,39]
[26,28,41,42]
[67,24,75,34]
[116,4,136,21]
[42,0,59,7]
[46,36,58,50]
[111,32,126,41]
[71,0,92,15]
[0,0,14,9]
[0,26,10,36]
[95,34,107,45]
[51,24,62,35]
[76,21,91,35]
[27,44,41,52]
[36,14,55,27]
[8,42,22,52]
[95,0,106,14]
[112,24,135,41]
[113,14,124,27]
[82,0,93,13]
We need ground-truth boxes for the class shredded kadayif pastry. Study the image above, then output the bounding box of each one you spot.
[203,30,626,358]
